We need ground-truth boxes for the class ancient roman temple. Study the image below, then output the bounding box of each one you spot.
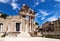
[0,4,38,37]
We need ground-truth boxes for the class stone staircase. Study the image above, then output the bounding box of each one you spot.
[17,32,31,38]
[29,32,38,37]
[5,32,31,38]
[5,32,40,38]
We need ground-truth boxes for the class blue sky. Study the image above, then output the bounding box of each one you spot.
[0,0,60,26]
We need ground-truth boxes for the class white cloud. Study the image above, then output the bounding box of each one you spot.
[33,0,45,7]
[0,0,19,10]
[47,16,57,21]
[11,3,19,10]
[10,0,20,10]
[35,2,39,5]
[35,13,45,20]
[35,13,40,16]
[33,0,40,7]
[0,0,9,3]
[40,10,49,16]
[42,12,58,24]
[33,2,39,7]
[42,16,57,24]
[36,10,58,24]
[54,0,60,2]
[35,9,54,20]
[38,10,48,16]
[12,0,18,3]
[41,0,45,2]
[41,17,45,20]
[37,9,56,22]
[39,10,54,17]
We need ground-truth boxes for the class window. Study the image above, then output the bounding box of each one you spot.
[59,26,60,29]
[0,23,3,32]
[58,22,60,24]
[55,22,57,24]
[55,26,57,29]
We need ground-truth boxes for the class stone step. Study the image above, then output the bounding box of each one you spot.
[17,32,31,38]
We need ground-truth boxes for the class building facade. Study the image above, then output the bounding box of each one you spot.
[42,19,60,35]
[0,4,38,36]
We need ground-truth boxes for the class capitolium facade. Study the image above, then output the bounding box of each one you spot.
[0,4,37,33]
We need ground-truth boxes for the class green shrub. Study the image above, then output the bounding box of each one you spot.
[45,35,60,39]
[1,34,6,37]
[1,32,6,37]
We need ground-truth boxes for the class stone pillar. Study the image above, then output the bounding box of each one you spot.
[29,16,34,32]
[28,21,30,32]
[7,25,10,32]
[20,16,22,32]
[21,16,26,32]
[25,20,29,32]
[31,19,34,31]
[29,17,32,32]
[20,20,22,32]
[26,24,27,32]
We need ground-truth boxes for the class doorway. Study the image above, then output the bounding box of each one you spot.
[16,23,20,31]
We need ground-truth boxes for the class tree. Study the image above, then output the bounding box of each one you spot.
[35,22,39,25]
[0,13,9,19]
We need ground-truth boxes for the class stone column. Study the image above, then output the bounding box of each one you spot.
[20,16,22,32]
[26,24,27,32]
[29,17,32,32]
[31,19,34,31]
[26,20,29,32]
[7,25,10,32]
